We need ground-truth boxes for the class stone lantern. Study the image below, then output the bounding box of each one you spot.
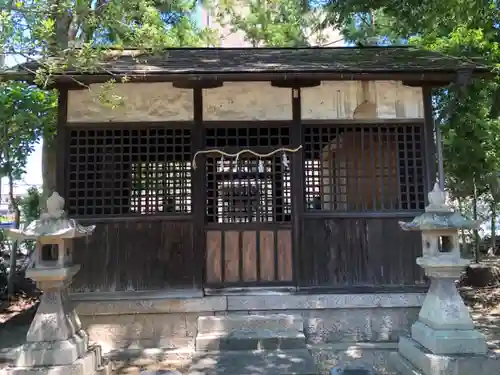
[390,183,500,375]
[1,192,110,375]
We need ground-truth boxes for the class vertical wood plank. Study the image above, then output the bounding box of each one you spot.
[242,231,257,282]
[259,230,275,281]
[277,230,293,281]
[224,231,240,282]
[206,231,222,283]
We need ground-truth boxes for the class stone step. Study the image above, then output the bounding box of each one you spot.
[196,331,307,351]
[197,315,304,335]
[187,349,317,375]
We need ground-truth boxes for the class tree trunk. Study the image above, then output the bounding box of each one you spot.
[473,178,480,263]
[41,137,57,211]
[40,0,75,209]
[6,160,21,299]
[458,197,467,253]
[493,200,498,254]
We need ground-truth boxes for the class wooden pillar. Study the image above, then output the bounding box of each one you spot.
[291,87,304,287]
[422,85,437,196]
[54,87,68,200]
[192,87,205,289]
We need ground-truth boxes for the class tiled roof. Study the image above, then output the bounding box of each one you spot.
[19,47,489,75]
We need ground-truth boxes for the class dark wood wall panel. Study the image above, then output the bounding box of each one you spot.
[300,217,424,288]
[205,229,293,286]
[71,219,194,292]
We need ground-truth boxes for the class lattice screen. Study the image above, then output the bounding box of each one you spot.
[67,127,192,216]
[205,126,292,223]
[303,123,425,211]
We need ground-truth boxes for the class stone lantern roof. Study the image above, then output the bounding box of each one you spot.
[6,192,95,240]
[399,183,481,231]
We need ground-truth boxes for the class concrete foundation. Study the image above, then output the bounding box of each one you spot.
[72,292,424,353]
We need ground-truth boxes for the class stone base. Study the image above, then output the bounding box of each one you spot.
[389,336,500,375]
[411,321,487,355]
[74,292,425,352]
[0,345,111,375]
[16,330,89,367]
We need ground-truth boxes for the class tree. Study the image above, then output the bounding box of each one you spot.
[322,0,497,41]
[0,186,44,298]
[0,0,216,208]
[19,186,42,225]
[0,82,56,297]
[206,0,329,47]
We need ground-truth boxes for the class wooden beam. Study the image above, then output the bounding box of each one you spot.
[402,80,450,88]
[173,81,223,89]
[271,79,321,88]
[50,82,88,91]
[9,70,488,86]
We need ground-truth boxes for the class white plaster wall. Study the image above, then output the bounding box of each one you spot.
[67,81,424,123]
[301,81,424,119]
[203,82,292,120]
[67,83,193,122]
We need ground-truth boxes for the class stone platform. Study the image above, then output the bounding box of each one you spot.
[73,291,424,352]
[390,336,500,375]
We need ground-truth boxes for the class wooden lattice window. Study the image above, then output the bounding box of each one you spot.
[67,127,192,216]
[303,123,425,211]
[205,126,291,223]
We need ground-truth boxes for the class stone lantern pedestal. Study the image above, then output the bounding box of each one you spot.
[390,184,500,375]
[0,193,110,375]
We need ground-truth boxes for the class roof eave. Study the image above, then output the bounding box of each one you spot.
[2,68,491,88]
